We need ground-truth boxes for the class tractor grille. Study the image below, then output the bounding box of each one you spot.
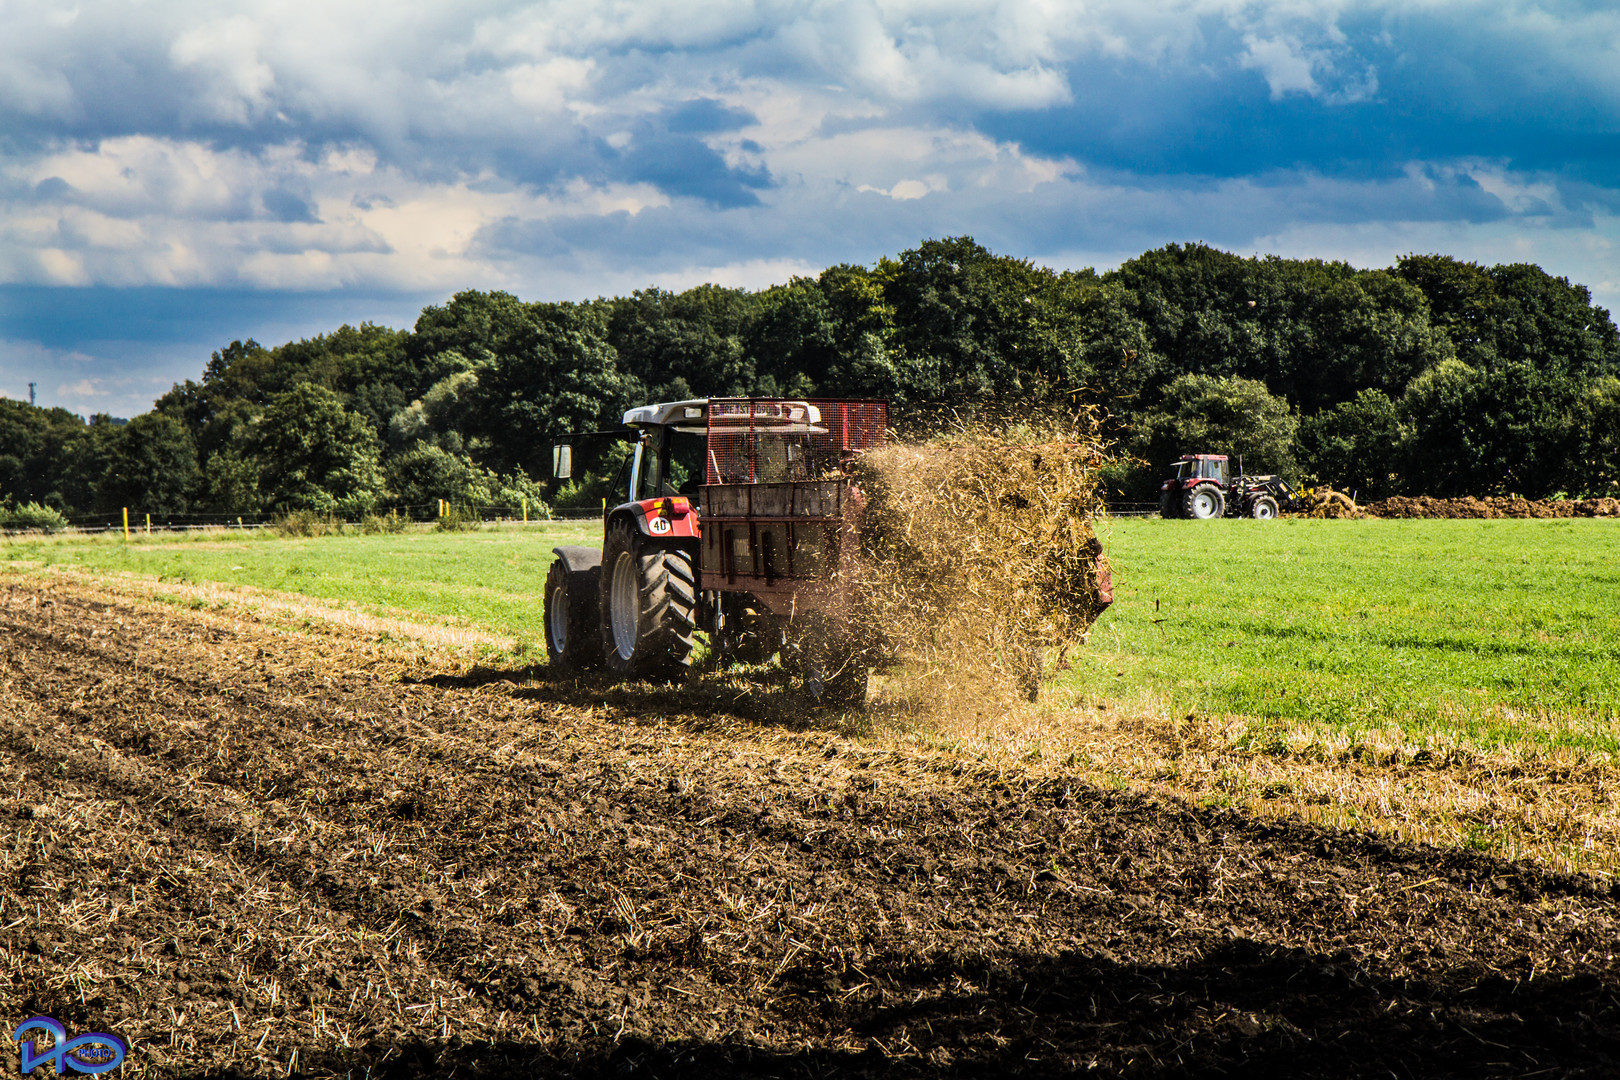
[704,399,889,485]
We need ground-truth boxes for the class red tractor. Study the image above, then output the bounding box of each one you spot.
[544,398,889,704]
[1158,454,1300,520]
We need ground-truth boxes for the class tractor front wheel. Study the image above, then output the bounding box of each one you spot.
[1250,495,1279,520]
[544,559,602,671]
[600,522,698,678]
[1184,483,1226,520]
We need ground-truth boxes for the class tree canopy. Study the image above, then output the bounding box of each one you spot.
[4,237,1616,521]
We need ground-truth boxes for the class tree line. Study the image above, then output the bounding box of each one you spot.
[3,237,1617,524]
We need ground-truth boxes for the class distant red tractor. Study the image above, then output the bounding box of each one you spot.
[1158,454,1301,520]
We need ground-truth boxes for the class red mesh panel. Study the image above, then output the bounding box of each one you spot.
[705,399,889,486]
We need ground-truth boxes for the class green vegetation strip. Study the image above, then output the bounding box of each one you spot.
[7,517,1618,754]
[2,521,599,644]
[1071,517,1620,753]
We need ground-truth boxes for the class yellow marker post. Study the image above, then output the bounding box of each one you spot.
[145,513,151,536]
[522,497,528,523]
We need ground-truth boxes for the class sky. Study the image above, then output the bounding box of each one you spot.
[2,0,1618,419]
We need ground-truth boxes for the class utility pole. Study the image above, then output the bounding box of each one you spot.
[28,382,36,406]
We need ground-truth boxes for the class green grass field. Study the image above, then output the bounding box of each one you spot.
[5,516,1617,749]
[1073,517,1620,752]
[1,520,600,644]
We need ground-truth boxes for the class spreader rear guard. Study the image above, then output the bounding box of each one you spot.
[698,399,889,616]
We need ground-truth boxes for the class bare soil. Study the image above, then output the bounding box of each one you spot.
[3,575,1619,1078]
[1360,495,1620,519]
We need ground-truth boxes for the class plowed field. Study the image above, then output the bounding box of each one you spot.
[3,576,1619,1078]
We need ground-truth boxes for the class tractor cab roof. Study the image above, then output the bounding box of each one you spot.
[1177,453,1229,462]
[621,399,823,431]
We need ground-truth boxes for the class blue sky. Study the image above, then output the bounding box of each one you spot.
[2,0,1618,418]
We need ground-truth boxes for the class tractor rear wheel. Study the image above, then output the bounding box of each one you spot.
[600,522,698,678]
[1158,490,1180,519]
[545,559,602,671]
[1184,483,1226,520]
[1250,495,1279,520]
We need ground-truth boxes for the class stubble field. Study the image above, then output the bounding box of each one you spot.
[2,518,1618,1076]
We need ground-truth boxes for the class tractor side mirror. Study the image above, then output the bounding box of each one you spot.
[552,441,573,480]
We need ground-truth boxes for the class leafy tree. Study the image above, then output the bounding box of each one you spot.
[388,359,485,452]
[1396,255,1620,378]
[0,401,104,513]
[1398,360,1584,498]
[608,285,760,401]
[97,412,200,514]
[1120,374,1299,499]
[250,385,384,514]
[200,449,263,514]
[1570,377,1620,497]
[1296,389,1403,497]
[384,444,546,515]
[461,300,640,475]
[58,414,124,514]
[1107,244,1454,413]
[875,237,1089,407]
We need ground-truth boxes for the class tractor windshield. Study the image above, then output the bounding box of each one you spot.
[1197,458,1229,483]
[635,426,707,500]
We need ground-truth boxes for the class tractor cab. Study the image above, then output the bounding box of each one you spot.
[1159,454,1231,519]
[621,400,711,502]
[1164,454,1229,484]
[1188,455,1229,484]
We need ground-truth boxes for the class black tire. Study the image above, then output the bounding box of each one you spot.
[1158,489,1180,519]
[1250,495,1279,520]
[599,521,698,677]
[1184,483,1226,520]
[544,559,602,671]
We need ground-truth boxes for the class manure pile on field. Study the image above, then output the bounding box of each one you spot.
[849,417,1113,706]
[1362,494,1620,518]
[1299,487,1364,518]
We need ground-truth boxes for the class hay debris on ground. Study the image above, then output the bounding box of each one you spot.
[1299,487,1364,518]
[848,416,1113,707]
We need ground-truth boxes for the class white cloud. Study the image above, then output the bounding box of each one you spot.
[1240,34,1321,99]
[0,136,675,292]
[0,0,1614,321]
[169,15,277,125]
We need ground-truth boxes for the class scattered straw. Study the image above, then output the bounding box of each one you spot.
[848,412,1113,710]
